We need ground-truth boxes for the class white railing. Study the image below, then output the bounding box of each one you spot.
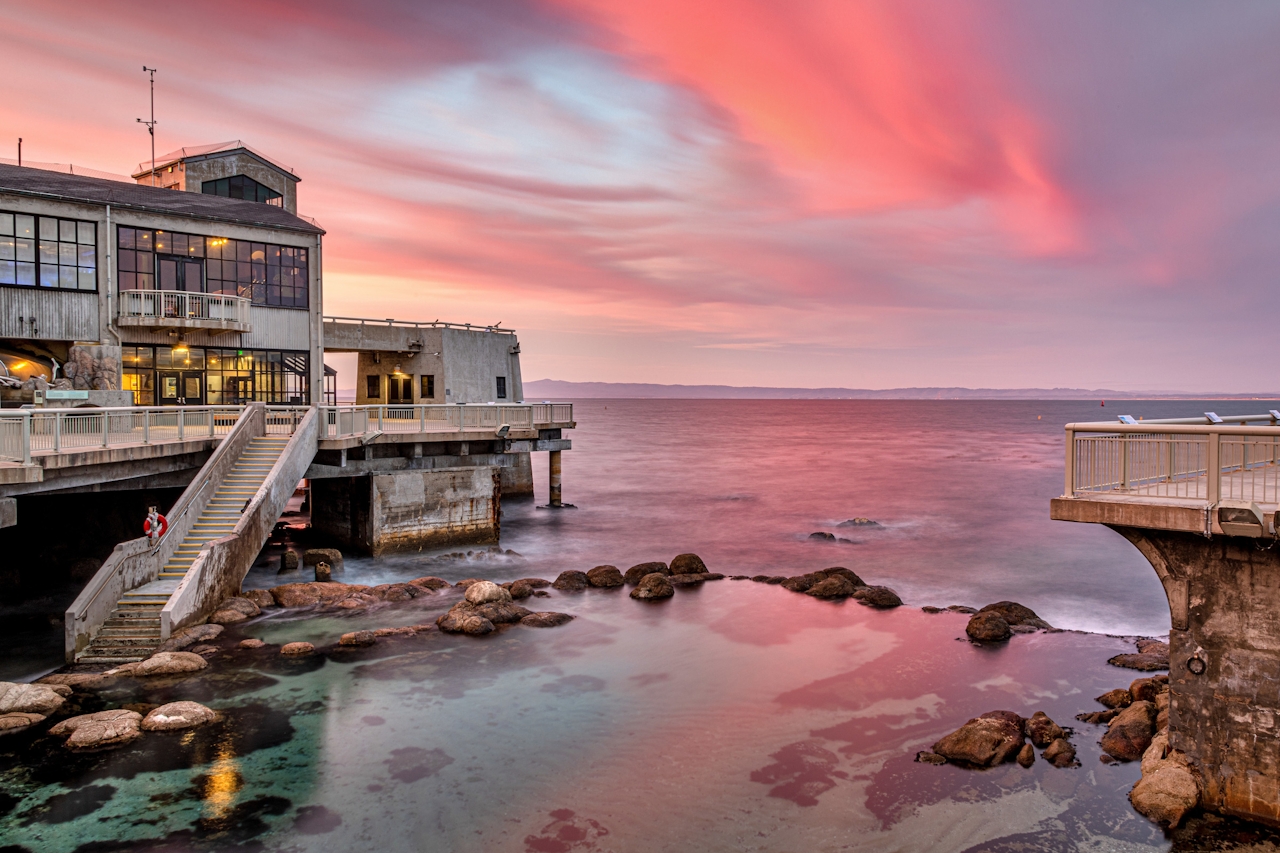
[1066,412,1280,506]
[324,315,516,334]
[317,403,574,440]
[119,289,252,327]
[0,403,571,463]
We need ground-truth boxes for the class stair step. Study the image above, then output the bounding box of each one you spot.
[98,627,162,638]
[104,619,160,629]
[77,654,148,664]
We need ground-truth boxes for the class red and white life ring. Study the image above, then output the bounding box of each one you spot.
[144,514,168,538]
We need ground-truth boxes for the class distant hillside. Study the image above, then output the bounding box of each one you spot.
[522,380,1279,401]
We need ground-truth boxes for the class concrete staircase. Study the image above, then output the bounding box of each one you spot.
[77,436,291,664]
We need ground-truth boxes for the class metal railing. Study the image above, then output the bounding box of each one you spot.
[119,289,252,327]
[316,403,573,440]
[0,402,572,463]
[324,315,516,334]
[1066,412,1280,505]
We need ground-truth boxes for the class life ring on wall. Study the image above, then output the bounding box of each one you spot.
[144,514,168,538]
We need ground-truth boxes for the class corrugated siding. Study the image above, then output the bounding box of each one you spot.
[241,306,311,350]
[0,288,100,340]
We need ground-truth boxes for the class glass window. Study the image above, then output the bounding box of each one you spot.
[366,375,380,399]
[201,174,283,206]
[59,220,76,242]
[421,374,435,399]
[0,210,97,291]
[496,376,507,399]
[0,213,11,235]
[77,222,94,244]
[15,215,34,239]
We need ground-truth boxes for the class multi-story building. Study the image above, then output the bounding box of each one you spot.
[0,142,324,407]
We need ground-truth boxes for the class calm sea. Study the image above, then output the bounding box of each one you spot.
[2,398,1262,851]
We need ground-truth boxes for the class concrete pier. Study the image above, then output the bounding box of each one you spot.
[1052,411,1280,825]
[549,449,562,507]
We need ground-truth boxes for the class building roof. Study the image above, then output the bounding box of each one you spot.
[0,163,323,235]
[133,141,300,182]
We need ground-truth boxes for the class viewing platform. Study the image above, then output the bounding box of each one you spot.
[1051,411,1280,537]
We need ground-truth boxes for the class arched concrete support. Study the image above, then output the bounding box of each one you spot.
[1109,525,1280,825]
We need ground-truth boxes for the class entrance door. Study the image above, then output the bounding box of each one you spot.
[157,256,204,292]
[388,376,413,404]
[230,376,253,405]
[158,371,205,405]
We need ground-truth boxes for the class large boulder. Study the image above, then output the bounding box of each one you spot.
[552,570,589,591]
[806,576,858,599]
[932,711,1025,767]
[966,611,1011,642]
[302,548,344,570]
[853,586,903,608]
[408,576,451,591]
[157,623,224,653]
[281,642,315,656]
[270,582,370,608]
[1130,676,1168,703]
[371,583,422,602]
[0,712,46,733]
[521,612,574,628]
[1109,640,1170,671]
[111,651,207,677]
[49,709,142,750]
[512,577,552,589]
[977,601,1052,629]
[472,601,532,625]
[209,596,262,625]
[669,554,708,575]
[1130,732,1199,828]
[1025,711,1065,747]
[436,607,495,635]
[465,581,512,605]
[240,588,276,609]
[1043,738,1077,768]
[1097,688,1133,709]
[1101,700,1157,761]
[586,566,625,588]
[630,573,674,601]
[782,567,866,594]
[624,562,669,585]
[823,567,866,587]
[141,701,217,732]
[509,581,535,599]
[339,630,377,647]
[0,682,67,716]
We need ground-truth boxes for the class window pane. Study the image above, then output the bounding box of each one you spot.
[60,266,76,288]
[153,232,167,253]
[38,217,56,240]
[15,215,34,239]
[137,230,152,250]
[118,228,135,250]
[119,271,137,289]
[0,237,12,261]
[237,242,250,262]
[39,264,58,287]
[0,213,12,236]
[250,244,265,263]
[15,237,34,262]
[137,272,153,290]
[119,250,136,273]
[59,220,76,242]
[38,241,56,264]
[78,267,95,290]
[79,244,96,267]
[78,222,94,244]
[16,261,35,285]
[0,260,13,284]
[59,242,76,265]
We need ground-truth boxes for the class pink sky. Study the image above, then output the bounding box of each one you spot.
[3,0,1279,391]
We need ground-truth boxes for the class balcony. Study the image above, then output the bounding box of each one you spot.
[116,289,251,334]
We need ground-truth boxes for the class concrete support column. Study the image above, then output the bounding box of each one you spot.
[549,450,562,507]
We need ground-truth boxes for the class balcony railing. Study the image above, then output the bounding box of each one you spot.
[117,289,252,332]
[1065,412,1280,506]
[0,403,574,464]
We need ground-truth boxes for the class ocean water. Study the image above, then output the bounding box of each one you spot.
[1,399,1264,851]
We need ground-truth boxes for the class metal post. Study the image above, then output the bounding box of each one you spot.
[178,408,184,441]
[549,450,562,507]
[101,410,109,448]
[1207,431,1221,506]
[54,413,62,453]
[144,409,150,444]
[419,404,425,433]
[1120,434,1129,490]
[21,412,31,465]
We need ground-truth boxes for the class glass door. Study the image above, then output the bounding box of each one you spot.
[158,371,204,405]
[388,376,413,404]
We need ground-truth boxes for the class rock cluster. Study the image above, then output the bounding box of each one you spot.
[1129,730,1199,828]
[918,709,1076,769]
[630,573,674,601]
[266,579,439,610]
[0,682,67,732]
[435,581,573,635]
[1076,672,1170,763]
[157,623,224,653]
[209,596,262,625]
[775,567,901,606]
[1108,638,1170,671]
[964,601,1053,642]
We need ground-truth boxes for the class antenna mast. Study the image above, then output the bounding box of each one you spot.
[136,66,157,186]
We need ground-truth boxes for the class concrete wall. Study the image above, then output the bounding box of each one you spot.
[441,327,522,403]
[140,150,299,215]
[1116,526,1280,825]
[311,466,500,555]
[501,452,533,496]
[350,326,521,405]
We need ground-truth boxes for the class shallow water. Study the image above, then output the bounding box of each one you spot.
[4,398,1267,850]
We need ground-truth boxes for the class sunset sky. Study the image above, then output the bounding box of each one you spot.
[3,1,1278,391]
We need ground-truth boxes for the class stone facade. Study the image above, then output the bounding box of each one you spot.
[61,345,121,390]
[1116,527,1280,825]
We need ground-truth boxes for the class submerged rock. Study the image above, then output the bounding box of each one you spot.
[340,631,377,647]
[853,586,903,608]
[0,712,46,733]
[1043,737,1078,768]
[670,554,708,574]
[624,562,669,585]
[809,532,836,541]
[49,709,142,750]
[371,583,421,602]
[782,567,865,594]
[37,672,109,690]
[141,701,217,732]
[932,711,1025,767]
[521,612,574,628]
[630,573,674,601]
[239,639,267,649]
[280,642,315,656]
[1076,709,1121,725]
[966,612,1011,642]
[111,651,207,677]
[838,517,880,527]
[977,601,1052,630]
[552,570,589,591]
[916,751,948,765]
[209,596,262,625]
[806,576,858,599]
[0,682,67,716]
[586,566,625,588]
[509,581,535,599]
[513,577,553,589]
[1101,700,1157,761]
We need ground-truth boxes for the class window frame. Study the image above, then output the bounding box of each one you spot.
[0,209,98,292]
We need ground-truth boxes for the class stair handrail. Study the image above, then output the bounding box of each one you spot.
[64,403,267,661]
[162,407,319,635]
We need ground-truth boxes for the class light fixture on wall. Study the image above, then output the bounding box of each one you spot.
[393,363,403,376]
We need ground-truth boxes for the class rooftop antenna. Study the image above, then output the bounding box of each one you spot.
[16,138,20,167]
[136,66,157,186]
